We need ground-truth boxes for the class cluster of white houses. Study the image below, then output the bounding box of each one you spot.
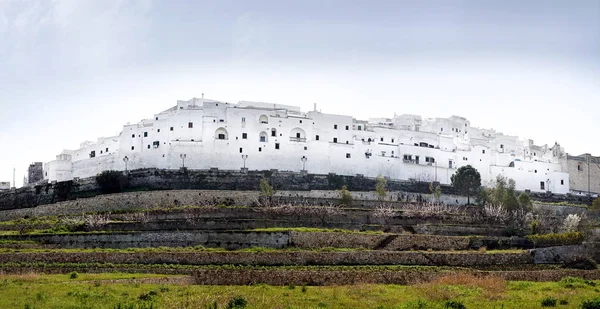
[37,97,597,195]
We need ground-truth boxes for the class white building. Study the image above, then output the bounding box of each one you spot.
[44,97,570,194]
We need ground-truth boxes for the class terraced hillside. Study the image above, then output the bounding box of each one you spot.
[0,189,599,308]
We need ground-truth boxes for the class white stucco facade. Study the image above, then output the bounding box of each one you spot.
[44,97,570,194]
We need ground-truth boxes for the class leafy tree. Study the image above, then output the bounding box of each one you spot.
[429,182,442,202]
[517,192,533,212]
[95,170,128,194]
[591,197,600,211]
[451,165,481,205]
[339,185,353,206]
[259,177,274,198]
[375,174,387,201]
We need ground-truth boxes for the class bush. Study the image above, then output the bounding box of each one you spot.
[69,271,79,279]
[581,297,600,309]
[95,170,129,194]
[226,296,248,309]
[591,198,600,211]
[339,185,353,206]
[562,255,598,270]
[445,300,467,309]
[541,297,557,307]
[526,231,584,247]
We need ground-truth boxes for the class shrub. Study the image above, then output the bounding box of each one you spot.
[259,177,274,198]
[561,214,582,233]
[562,255,598,270]
[559,299,569,305]
[376,174,387,201]
[526,231,584,247]
[226,296,248,309]
[95,170,128,194]
[339,185,353,206]
[591,198,600,211]
[517,192,533,212]
[445,300,467,309]
[581,297,600,309]
[69,271,79,279]
[541,297,557,307]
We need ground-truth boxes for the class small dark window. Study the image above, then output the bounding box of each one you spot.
[239,147,243,153]
[358,126,362,130]
[334,124,338,129]
[561,180,564,185]
[540,181,545,190]
[132,134,135,138]
[275,143,280,149]
[106,148,108,152]
[534,170,537,173]
[157,129,160,133]
[380,137,383,142]
[333,138,338,143]
[296,133,301,138]
[346,153,351,158]
[316,135,320,140]
[131,146,135,150]
[500,144,504,149]
[144,132,148,137]
[147,145,150,149]
[271,130,276,137]
[100,150,103,154]
[89,151,95,158]
[299,120,302,123]
[188,122,193,128]
[155,117,158,120]
[345,125,349,130]
[391,139,394,143]
[259,147,262,152]
[242,133,247,139]
[218,134,226,140]
[304,146,307,150]
[170,127,174,131]
[482,150,485,154]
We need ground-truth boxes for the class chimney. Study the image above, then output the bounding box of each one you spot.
[313,103,317,112]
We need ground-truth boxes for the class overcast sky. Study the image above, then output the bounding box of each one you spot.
[1,0,599,186]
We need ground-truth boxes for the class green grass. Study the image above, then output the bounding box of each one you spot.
[0,273,599,308]
[250,227,385,234]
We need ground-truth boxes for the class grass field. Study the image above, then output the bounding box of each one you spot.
[1,273,599,309]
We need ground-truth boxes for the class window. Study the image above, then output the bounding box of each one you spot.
[391,139,394,143]
[242,117,246,122]
[299,120,302,123]
[219,119,224,122]
[380,137,383,142]
[316,135,320,140]
[155,117,158,120]
[271,129,276,137]
[275,143,280,149]
[482,150,486,154]
[578,164,583,171]
[334,124,338,129]
[540,182,545,190]
[144,132,148,137]
[106,148,108,152]
[153,141,159,148]
[188,122,193,128]
[296,132,301,138]
[449,160,453,168]
[534,170,537,173]
[218,134,226,140]
[561,179,564,185]
[426,157,435,163]
[260,136,266,142]
[345,125,349,130]
[346,153,351,158]
[304,146,307,150]
[242,133,247,139]
[170,127,174,131]
[415,156,419,164]
[132,134,135,138]
[239,148,243,153]
[89,151,95,158]
[333,138,338,143]
[441,128,443,131]
[500,144,504,149]
[157,129,160,133]
[358,126,362,131]
[131,146,135,150]
[259,147,262,152]
[346,141,349,144]
[100,150,103,154]
[147,145,150,149]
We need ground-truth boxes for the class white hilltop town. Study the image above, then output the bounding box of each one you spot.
[15,96,599,195]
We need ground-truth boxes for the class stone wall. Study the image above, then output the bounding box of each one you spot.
[0,251,532,267]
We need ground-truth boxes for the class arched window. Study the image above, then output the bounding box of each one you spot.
[259,115,268,124]
[259,131,268,142]
[271,128,277,137]
[215,127,228,140]
[289,127,306,141]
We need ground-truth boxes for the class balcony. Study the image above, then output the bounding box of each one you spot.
[403,159,416,164]
[289,137,307,142]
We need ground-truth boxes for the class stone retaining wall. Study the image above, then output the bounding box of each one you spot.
[0,251,532,267]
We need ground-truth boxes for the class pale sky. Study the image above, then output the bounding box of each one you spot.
[1,0,599,186]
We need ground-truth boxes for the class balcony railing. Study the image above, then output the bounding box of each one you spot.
[289,137,307,142]
[403,159,416,164]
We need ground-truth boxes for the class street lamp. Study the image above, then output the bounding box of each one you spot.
[241,154,248,169]
[180,154,186,168]
[123,156,129,174]
[301,156,307,172]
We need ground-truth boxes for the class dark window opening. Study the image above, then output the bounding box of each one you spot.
[296,133,301,138]
[188,122,193,128]
[482,150,486,154]
[299,120,302,123]
[131,146,135,150]
[345,125,349,130]
[217,134,226,140]
[259,147,262,152]
[242,133,247,139]
[89,151,95,158]
[346,153,351,158]
[260,136,266,142]
[334,124,338,129]
[540,182,545,190]
[358,126,362,131]
[333,138,338,143]
[561,179,564,185]
[147,145,150,149]
[132,134,135,138]
[534,170,537,173]
[155,117,158,120]
[449,160,453,168]
[144,132,148,137]
[380,137,384,142]
[275,143,280,149]
[170,127,174,131]
[316,135,320,140]
[239,147,243,153]
[157,129,160,133]
[271,130,276,137]
[100,150,103,154]
[304,146,307,150]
